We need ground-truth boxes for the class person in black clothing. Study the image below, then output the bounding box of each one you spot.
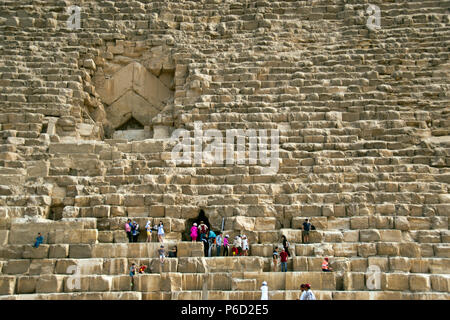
[169,246,177,258]
[281,235,290,257]
[202,236,209,257]
[302,219,311,244]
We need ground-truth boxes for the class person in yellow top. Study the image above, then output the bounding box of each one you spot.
[322,257,333,272]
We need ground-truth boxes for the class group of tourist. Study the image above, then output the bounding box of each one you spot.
[260,282,315,300]
[125,219,166,243]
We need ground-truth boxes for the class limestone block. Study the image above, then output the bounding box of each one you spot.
[29,259,56,275]
[430,259,449,274]
[368,257,389,272]
[327,217,350,230]
[16,276,38,294]
[36,275,65,293]
[383,273,409,291]
[395,216,410,231]
[358,243,377,257]
[410,259,430,273]
[343,272,366,290]
[160,273,182,292]
[231,216,255,231]
[434,245,450,258]
[408,217,431,230]
[112,275,132,291]
[0,245,24,259]
[69,244,93,258]
[181,274,203,290]
[98,231,113,243]
[258,231,280,243]
[351,217,369,229]
[409,274,431,292]
[231,278,256,291]
[255,217,276,231]
[134,274,161,292]
[93,206,110,218]
[22,245,49,259]
[90,275,112,292]
[389,257,411,272]
[332,243,358,257]
[206,257,264,273]
[377,243,400,256]
[177,258,206,273]
[307,257,323,271]
[27,161,49,177]
[149,205,165,217]
[102,258,128,275]
[3,259,31,274]
[287,272,336,290]
[420,244,435,257]
[360,229,381,242]
[295,244,314,256]
[399,243,421,258]
[0,276,16,295]
[207,273,232,290]
[250,244,273,257]
[292,257,308,271]
[175,242,203,258]
[113,230,128,243]
[343,230,359,242]
[350,258,368,272]
[430,275,450,292]
[170,219,186,232]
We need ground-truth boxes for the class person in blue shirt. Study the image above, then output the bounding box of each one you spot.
[215,232,223,256]
[208,230,216,257]
[33,233,43,248]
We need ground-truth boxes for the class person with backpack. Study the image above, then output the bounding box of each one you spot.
[302,219,311,244]
[282,235,290,257]
[300,283,316,300]
[272,247,279,272]
[198,221,208,241]
[223,235,229,256]
[33,233,44,248]
[157,221,165,243]
[145,220,152,242]
[125,219,132,242]
[215,232,223,256]
[190,223,198,242]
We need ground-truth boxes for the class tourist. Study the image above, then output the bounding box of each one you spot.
[272,247,279,272]
[242,235,249,256]
[298,284,306,300]
[138,264,147,274]
[125,219,132,242]
[235,235,242,256]
[322,257,333,272]
[260,281,269,300]
[169,245,177,258]
[129,263,136,288]
[145,220,152,242]
[132,221,139,243]
[208,229,216,257]
[280,247,288,272]
[33,233,44,248]
[190,223,198,242]
[223,235,229,256]
[281,235,290,257]
[159,245,166,264]
[198,221,208,241]
[157,221,165,243]
[300,283,316,300]
[215,232,223,256]
[202,235,209,257]
[302,219,311,244]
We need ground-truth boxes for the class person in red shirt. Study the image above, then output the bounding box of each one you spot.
[138,264,147,274]
[280,248,288,272]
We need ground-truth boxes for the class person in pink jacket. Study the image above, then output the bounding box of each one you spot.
[190,223,198,242]
[222,234,229,256]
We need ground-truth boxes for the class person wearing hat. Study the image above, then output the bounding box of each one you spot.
[190,223,198,242]
[298,284,306,300]
[223,235,229,256]
[145,220,153,243]
[300,283,316,300]
[322,257,333,272]
[260,281,269,300]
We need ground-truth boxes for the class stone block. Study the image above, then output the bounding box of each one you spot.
[90,275,112,292]
[292,257,308,271]
[409,274,431,292]
[3,259,31,274]
[231,278,257,291]
[134,274,161,292]
[350,258,368,272]
[69,245,93,258]
[0,276,16,295]
[0,230,9,246]
[368,257,389,272]
[343,272,366,290]
[389,257,411,272]
[383,273,409,291]
[377,243,400,256]
[332,243,358,257]
[29,259,56,275]
[358,243,377,257]
[379,230,402,242]
[16,276,38,294]
[360,229,381,242]
[36,275,65,293]
[351,217,369,229]
[23,245,49,259]
[434,245,450,258]
[343,230,359,242]
[399,243,421,258]
[430,275,450,292]
[254,217,276,231]
[410,259,430,273]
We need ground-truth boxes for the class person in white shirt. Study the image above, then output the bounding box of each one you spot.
[157,221,165,243]
[145,221,152,242]
[300,283,316,300]
[260,281,269,300]
[241,235,249,256]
